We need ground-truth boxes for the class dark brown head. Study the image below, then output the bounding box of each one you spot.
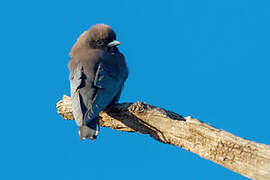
[70,24,121,56]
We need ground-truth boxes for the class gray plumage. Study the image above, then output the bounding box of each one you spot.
[68,24,128,140]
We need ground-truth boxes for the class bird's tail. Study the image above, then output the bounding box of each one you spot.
[78,117,100,140]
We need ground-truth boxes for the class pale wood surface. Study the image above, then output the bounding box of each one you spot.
[57,95,270,180]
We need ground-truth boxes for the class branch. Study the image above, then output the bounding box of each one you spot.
[57,95,270,180]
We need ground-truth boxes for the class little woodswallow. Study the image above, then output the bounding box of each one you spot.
[68,24,128,140]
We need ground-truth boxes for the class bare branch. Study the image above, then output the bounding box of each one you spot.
[57,95,270,180]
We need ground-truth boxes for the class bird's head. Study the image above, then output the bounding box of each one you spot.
[88,24,120,49]
[70,24,121,56]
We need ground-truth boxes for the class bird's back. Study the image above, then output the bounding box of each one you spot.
[68,49,127,140]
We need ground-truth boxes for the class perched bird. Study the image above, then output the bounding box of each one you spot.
[68,24,128,140]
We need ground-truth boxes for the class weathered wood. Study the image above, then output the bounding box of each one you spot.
[57,95,270,180]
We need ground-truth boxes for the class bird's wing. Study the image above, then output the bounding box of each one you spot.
[94,63,123,89]
[69,65,86,126]
[84,63,128,122]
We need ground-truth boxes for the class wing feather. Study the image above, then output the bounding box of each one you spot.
[84,62,128,122]
[69,65,85,126]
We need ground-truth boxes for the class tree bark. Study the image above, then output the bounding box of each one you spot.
[57,95,270,180]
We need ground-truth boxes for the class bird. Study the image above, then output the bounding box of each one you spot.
[68,24,128,140]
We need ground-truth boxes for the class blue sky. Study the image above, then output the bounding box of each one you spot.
[1,0,270,179]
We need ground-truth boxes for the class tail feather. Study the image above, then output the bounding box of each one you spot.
[78,117,100,140]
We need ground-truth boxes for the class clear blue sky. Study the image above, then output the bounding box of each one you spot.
[1,0,269,179]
